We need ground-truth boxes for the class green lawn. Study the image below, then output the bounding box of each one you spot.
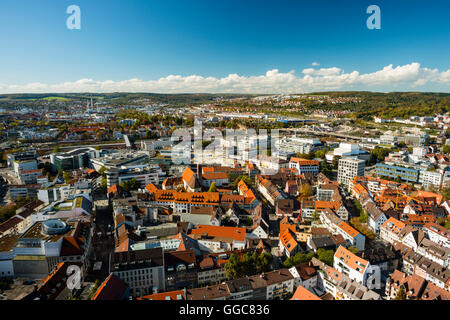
[41,96,70,101]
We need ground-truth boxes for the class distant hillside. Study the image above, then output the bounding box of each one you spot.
[0,92,255,106]
[0,91,448,119]
[306,91,450,119]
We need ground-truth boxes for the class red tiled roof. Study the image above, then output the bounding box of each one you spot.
[280,229,298,253]
[289,157,319,166]
[190,225,246,242]
[108,184,122,194]
[201,172,229,180]
[291,285,321,300]
[92,274,129,300]
[337,221,360,238]
[138,290,185,300]
[334,245,369,274]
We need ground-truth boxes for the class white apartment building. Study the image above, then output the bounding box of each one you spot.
[288,157,319,175]
[326,143,370,163]
[380,217,406,245]
[278,137,322,154]
[416,238,450,268]
[105,165,162,188]
[424,223,450,249]
[333,246,371,285]
[338,157,365,188]
[37,180,92,205]
[419,170,444,189]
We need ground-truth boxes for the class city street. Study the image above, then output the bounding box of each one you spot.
[85,194,115,283]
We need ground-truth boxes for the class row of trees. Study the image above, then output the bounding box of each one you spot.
[224,251,273,280]
[367,146,391,166]
[227,174,252,190]
[283,248,335,268]
[120,178,139,191]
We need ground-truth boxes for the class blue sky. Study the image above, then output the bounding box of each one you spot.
[0,0,449,93]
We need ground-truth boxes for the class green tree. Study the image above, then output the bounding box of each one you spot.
[368,146,391,165]
[120,178,139,191]
[100,176,107,190]
[208,182,217,192]
[63,171,72,182]
[224,252,273,279]
[98,166,107,177]
[347,246,359,254]
[443,145,450,154]
[283,252,315,268]
[320,161,332,177]
[230,174,252,189]
[311,211,320,221]
[314,148,327,159]
[393,286,407,300]
[242,252,257,276]
[295,152,314,160]
[442,187,450,201]
[317,248,335,266]
[332,156,341,170]
[224,254,243,279]
[256,252,273,273]
[299,183,313,198]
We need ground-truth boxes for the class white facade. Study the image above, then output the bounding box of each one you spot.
[419,170,443,189]
[113,266,165,297]
[424,224,450,249]
[13,160,38,176]
[338,158,365,188]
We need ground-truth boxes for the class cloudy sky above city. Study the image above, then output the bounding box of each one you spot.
[0,0,449,93]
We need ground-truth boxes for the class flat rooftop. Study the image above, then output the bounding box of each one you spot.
[20,220,77,242]
[0,234,19,252]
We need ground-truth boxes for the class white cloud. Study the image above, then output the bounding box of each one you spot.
[302,67,342,77]
[1,62,449,94]
[312,62,320,66]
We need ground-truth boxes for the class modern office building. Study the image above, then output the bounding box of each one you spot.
[375,163,420,183]
[7,151,37,169]
[90,151,149,171]
[338,157,365,188]
[379,134,398,146]
[326,143,370,163]
[1,219,92,280]
[50,147,100,171]
[397,134,428,147]
[13,159,38,176]
[278,137,322,155]
[105,165,162,188]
